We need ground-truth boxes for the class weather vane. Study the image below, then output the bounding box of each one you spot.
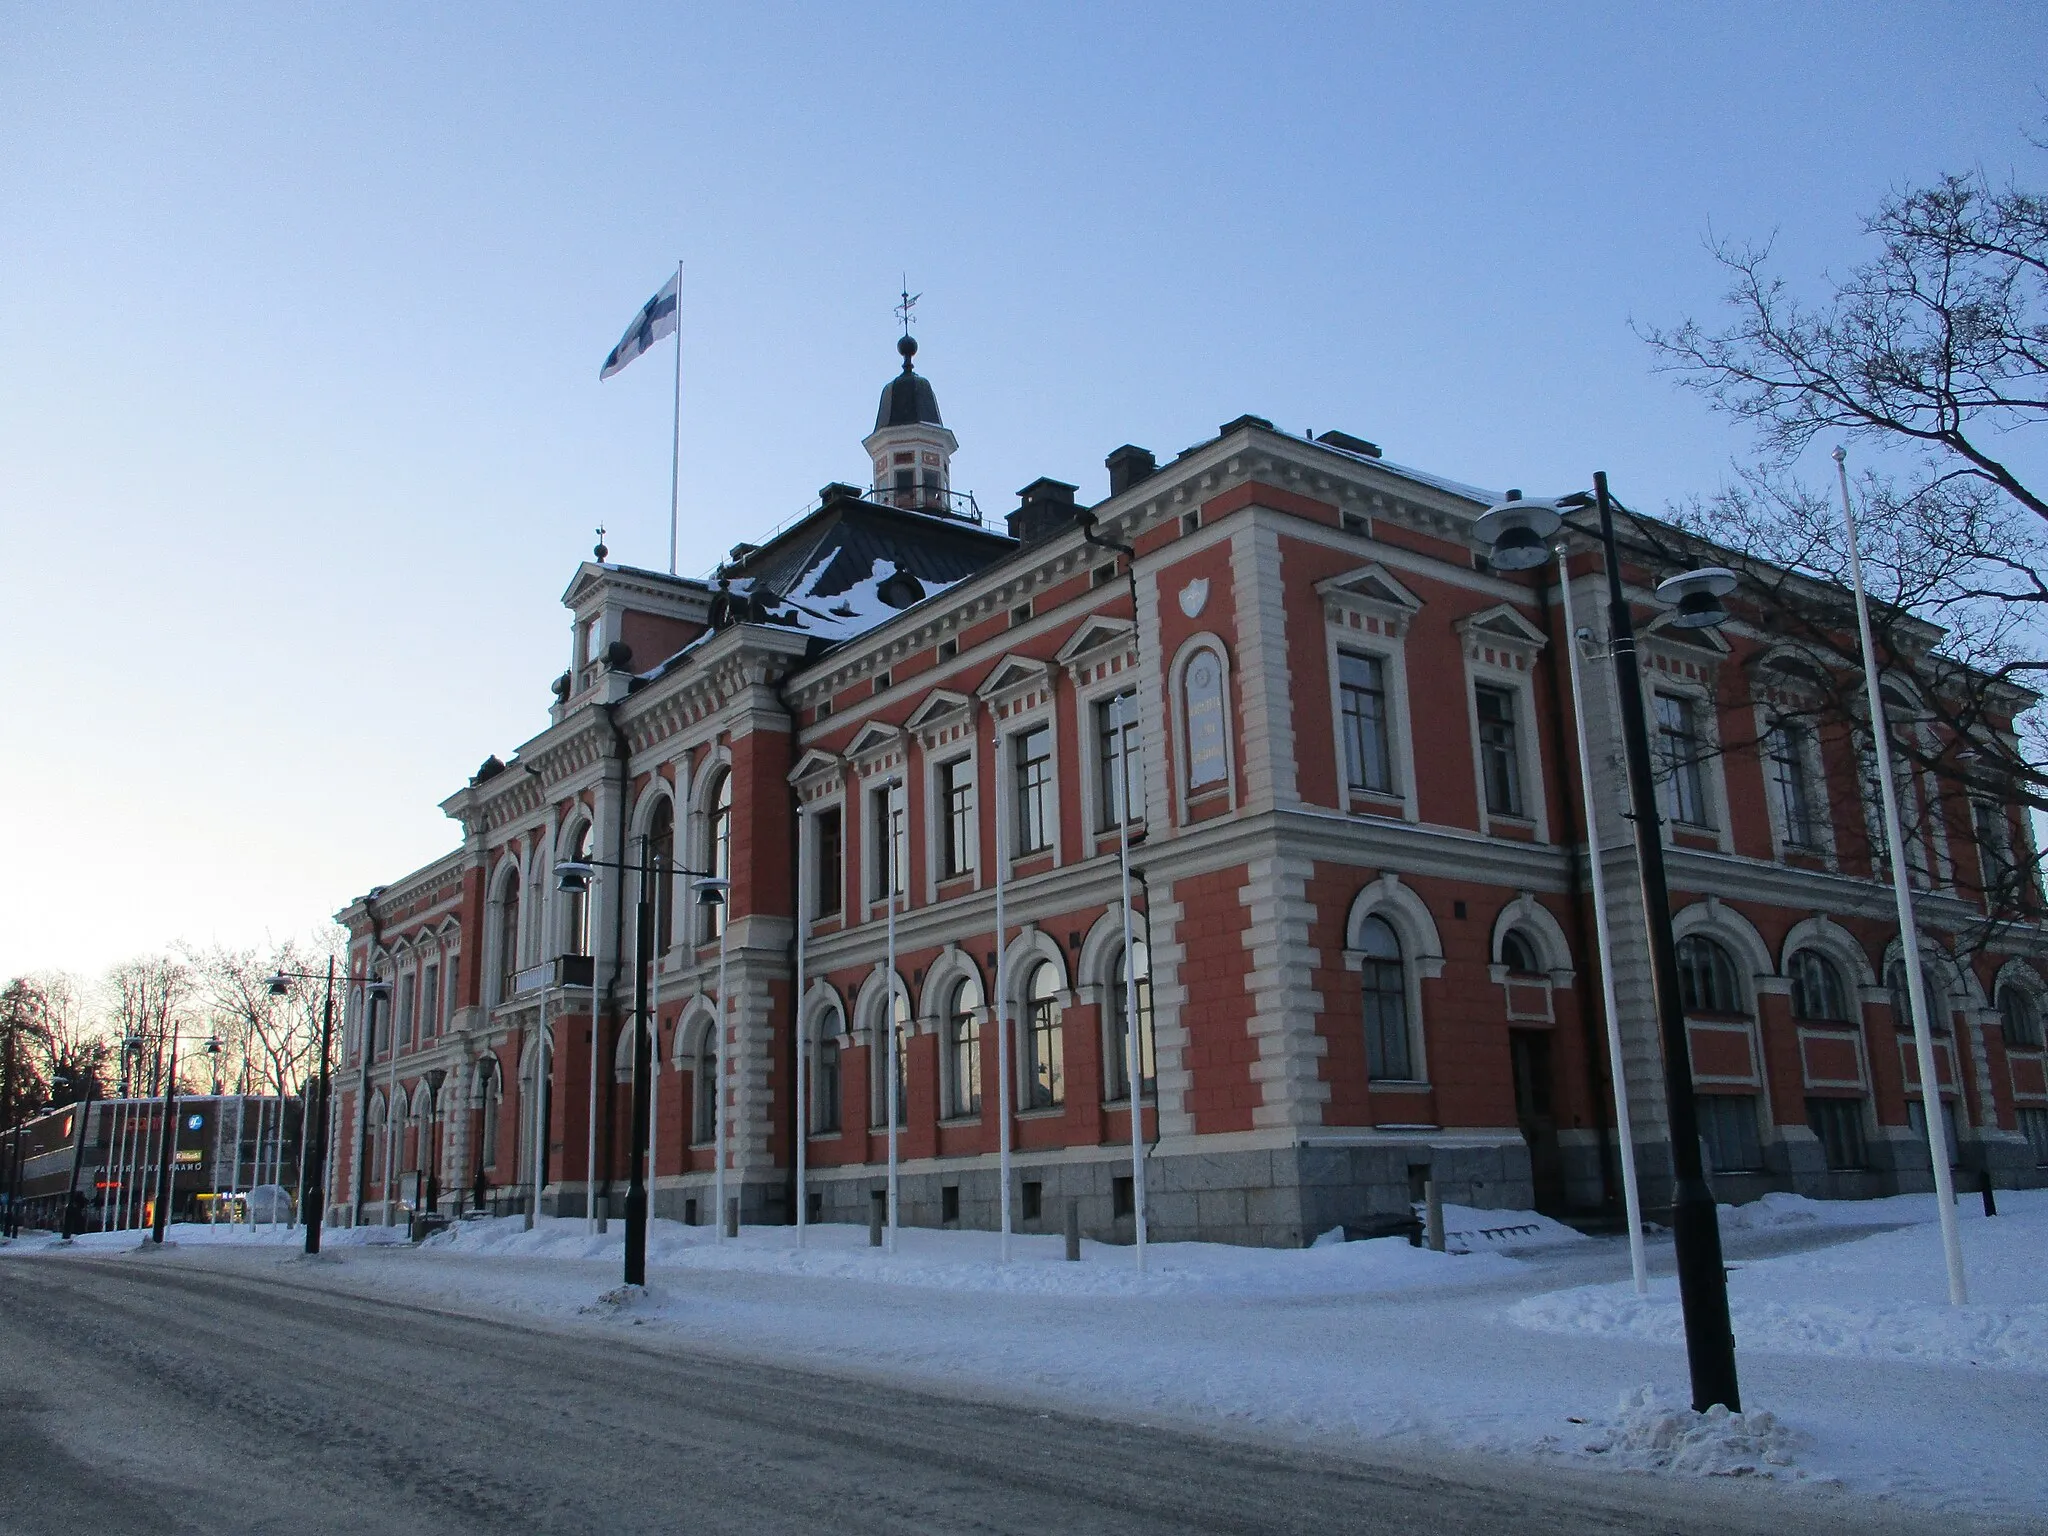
[895,277,920,337]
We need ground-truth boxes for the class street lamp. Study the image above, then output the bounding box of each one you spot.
[552,852,722,1288]
[1473,471,1742,1414]
[264,961,382,1256]
[147,1031,223,1245]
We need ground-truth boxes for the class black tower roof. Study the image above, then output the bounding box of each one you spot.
[874,334,943,431]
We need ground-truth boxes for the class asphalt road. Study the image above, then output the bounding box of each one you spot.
[0,1251,1991,1536]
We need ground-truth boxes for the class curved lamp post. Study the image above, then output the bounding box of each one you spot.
[553,853,723,1287]
[266,963,386,1255]
[1473,472,1742,1414]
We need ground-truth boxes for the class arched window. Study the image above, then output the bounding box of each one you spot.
[702,771,732,941]
[1999,984,2045,1050]
[495,869,522,1002]
[692,1024,718,1144]
[646,797,676,953]
[1887,960,1949,1035]
[1107,940,1154,1101]
[945,976,982,1117]
[1358,916,1412,1080]
[810,1006,843,1134]
[1789,950,1852,1023]
[563,823,595,957]
[1023,963,1064,1109]
[1499,929,1543,977]
[1182,647,1229,792]
[477,1059,501,1168]
[1676,935,1744,1015]
[873,987,910,1124]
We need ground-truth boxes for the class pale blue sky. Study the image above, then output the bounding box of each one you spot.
[2,4,2041,975]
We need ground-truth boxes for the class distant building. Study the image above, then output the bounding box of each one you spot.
[326,333,2048,1247]
[5,1094,301,1231]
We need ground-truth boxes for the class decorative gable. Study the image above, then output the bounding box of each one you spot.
[1315,563,1423,639]
[1455,603,1548,671]
[787,748,844,786]
[903,689,972,733]
[844,720,906,779]
[1054,616,1135,670]
[973,653,1054,720]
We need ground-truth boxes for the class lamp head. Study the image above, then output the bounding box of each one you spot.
[365,979,393,1001]
[1472,496,1563,571]
[264,972,291,998]
[695,877,730,907]
[1655,566,1738,629]
[554,860,595,894]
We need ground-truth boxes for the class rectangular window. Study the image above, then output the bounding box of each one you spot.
[940,757,975,879]
[1475,683,1524,817]
[1695,1094,1762,1173]
[1656,693,1710,826]
[1013,726,1052,853]
[421,966,440,1042]
[2017,1107,2048,1165]
[1021,1180,1043,1221]
[1973,800,2011,885]
[1096,692,1144,829]
[1906,1097,1963,1168]
[1767,720,1817,848]
[1805,1097,1867,1170]
[1338,652,1394,795]
[870,786,906,900]
[396,979,415,1050]
[814,808,843,916]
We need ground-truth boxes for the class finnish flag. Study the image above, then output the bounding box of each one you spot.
[599,271,680,380]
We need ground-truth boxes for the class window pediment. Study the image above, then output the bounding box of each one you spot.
[903,689,972,733]
[1455,604,1548,668]
[843,721,905,777]
[787,748,843,787]
[974,653,1054,716]
[1054,617,1135,671]
[1316,564,1422,638]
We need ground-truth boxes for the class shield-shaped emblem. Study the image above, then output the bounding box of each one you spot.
[1178,578,1209,618]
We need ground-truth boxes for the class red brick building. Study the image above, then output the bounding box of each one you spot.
[326,338,2048,1245]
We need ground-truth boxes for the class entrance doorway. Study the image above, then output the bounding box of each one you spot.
[1509,1029,1566,1213]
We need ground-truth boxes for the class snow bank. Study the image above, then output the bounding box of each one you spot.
[420,1213,1524,1298]
[1509,1189,2048,1374]
[1556,1387,1811,1479]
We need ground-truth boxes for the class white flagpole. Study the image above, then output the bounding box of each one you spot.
[527,993,548,1231]
[586,888,603,1237]
[1557,559,1648,1295]
[714,913,730,1241]
[1114,695,1147,1273]
[885,780,901,1254]
[669,259,684,578]
[647,903,661,1233]
[993,726,1012,1262]
[795,808,809,1249]
[1834,446,1967,1305]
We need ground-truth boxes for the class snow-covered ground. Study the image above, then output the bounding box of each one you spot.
[14,1191,2047,1523]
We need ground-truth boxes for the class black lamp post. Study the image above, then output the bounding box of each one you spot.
[1474,471,1743,1413]
[553,851,722,1288]
[148,1032,222,1245]
[54,1068,99,1240]
[267,959,374,1256]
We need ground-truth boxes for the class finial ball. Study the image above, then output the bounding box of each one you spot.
[898,334,918,362]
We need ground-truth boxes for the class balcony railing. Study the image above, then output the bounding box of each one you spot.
[513,955,594,996]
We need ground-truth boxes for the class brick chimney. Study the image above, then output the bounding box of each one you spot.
[1105,445,1157,497]
[1007,477,1081,546]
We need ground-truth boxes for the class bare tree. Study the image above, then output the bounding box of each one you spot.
[1641,143,2048,957]
[106,955,195,1096]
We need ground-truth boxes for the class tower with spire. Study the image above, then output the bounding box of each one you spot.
[863,329,958,515]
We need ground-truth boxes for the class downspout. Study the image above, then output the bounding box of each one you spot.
[1537,569,1619,1214]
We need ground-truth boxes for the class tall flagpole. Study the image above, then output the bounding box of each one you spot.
[795,808,809,1249]
[884,780,901,1254]
[993,724,1012,1262]
[669,259,684,578]
[1834,446,1967,1304]
[1557,557,1648,1295]
[1114,695,1147,1273]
